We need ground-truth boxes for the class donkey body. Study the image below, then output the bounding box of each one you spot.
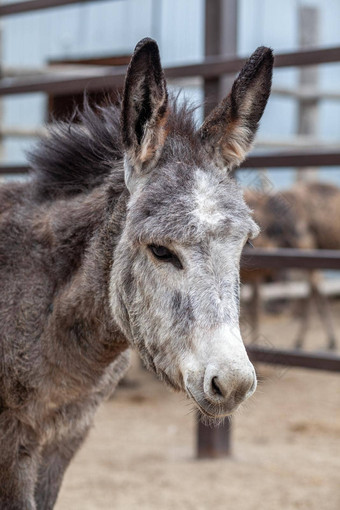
[243,182,340,349]
[0,39,272,509]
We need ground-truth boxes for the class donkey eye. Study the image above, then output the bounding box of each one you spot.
[148,245,183,269]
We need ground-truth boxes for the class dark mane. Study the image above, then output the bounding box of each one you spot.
[29,95,200,201]
[29,98,124,200]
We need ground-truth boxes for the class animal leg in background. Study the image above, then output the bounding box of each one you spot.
[294,271,337,350]
[248,277,261,344]
[294,284,314,350]
[311,279,337,351]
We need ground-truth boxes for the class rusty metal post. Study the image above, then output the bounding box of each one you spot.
[204,0,238,113]
[197,418,232,459]
[296,5,320,181]
[197,0,238,459]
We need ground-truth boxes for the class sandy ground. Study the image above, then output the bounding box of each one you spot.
[55,304,340,510]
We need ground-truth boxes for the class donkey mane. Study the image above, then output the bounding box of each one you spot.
[29,96,199,201]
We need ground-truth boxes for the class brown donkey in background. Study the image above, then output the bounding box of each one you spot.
[0,39,273,509]
[243,182,340,350]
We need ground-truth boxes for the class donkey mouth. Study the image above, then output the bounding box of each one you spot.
[186,387,234,418]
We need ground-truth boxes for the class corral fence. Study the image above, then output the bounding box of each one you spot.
[1,0,340,459]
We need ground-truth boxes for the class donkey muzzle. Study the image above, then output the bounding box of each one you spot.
[204,362,256,407]
[184,324,257,417]
[186,364,256,417]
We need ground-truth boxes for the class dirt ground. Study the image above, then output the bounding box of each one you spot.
[56,303,340,510]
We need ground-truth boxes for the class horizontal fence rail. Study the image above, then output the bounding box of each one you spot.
[0,0,114,17]
[246,345,340,372]
[240,150,340,168]
[2,149,340,176]
[1,46,340,96]
[0,164,30,175]
[242,248,340,270]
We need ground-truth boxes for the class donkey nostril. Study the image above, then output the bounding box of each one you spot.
[211,376,224,397]
[234,378,255,404]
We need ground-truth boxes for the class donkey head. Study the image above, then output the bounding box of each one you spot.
[110,38,273,419]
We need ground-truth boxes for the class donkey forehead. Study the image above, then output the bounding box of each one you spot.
[127,166,256,243]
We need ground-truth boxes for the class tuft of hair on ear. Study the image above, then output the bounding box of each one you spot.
[121,37,169,180]
[199,46,273,170]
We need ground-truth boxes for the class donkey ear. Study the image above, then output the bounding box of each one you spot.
[121,38,168,190]
[199,46,273,170]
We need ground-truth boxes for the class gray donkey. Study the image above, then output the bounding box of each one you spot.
[0,38,273,509]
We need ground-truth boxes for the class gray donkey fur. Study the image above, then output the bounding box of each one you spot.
[0,38,273,509]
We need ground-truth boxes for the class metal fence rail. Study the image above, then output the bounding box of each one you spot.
[1,45,340,96]
[239,150,340,168]
[2,151,340,175]
[246,345,340,372]
[242,248,340,270]
[0,0,114,17]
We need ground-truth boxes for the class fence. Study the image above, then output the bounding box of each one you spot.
[1,0,340,459]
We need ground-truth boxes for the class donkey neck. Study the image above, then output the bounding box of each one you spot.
[41,183,130,377]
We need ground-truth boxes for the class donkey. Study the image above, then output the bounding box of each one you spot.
[0,38,273,509]
[243,182,339,350]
